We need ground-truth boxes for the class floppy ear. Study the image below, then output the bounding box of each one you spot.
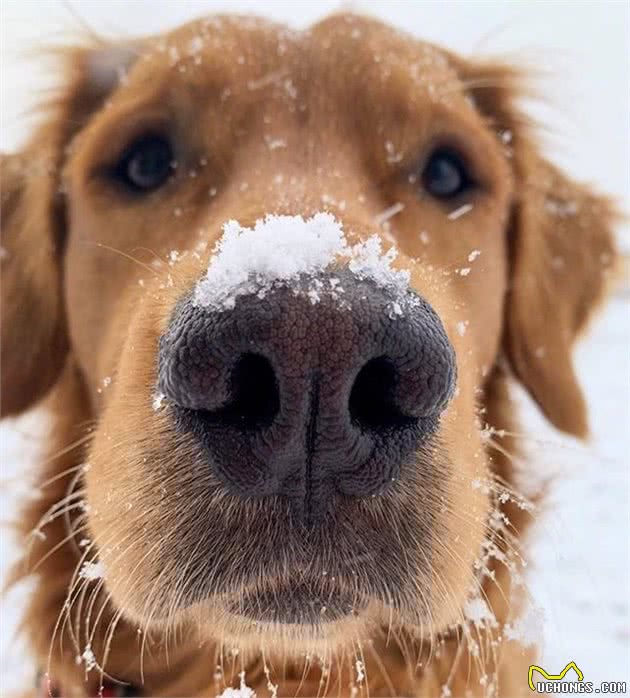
[1,145,68,417]
[456,59,618,438]
[1,42,138,417]
[506,150,617,437]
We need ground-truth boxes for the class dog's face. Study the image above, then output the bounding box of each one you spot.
[1,14,615,656]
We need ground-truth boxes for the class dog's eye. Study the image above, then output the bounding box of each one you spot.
[421,149,471,199]
[116,136,174,192]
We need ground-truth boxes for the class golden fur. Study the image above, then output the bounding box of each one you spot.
[1,13,617,697]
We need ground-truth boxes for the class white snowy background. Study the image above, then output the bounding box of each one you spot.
[1,0,629,694]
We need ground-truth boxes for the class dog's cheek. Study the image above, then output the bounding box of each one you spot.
[84,438,150,622]
[84,386,173,621]
[81,285,202,621]
[428,379,491,628]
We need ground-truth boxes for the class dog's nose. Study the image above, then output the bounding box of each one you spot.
[158,269,455,519]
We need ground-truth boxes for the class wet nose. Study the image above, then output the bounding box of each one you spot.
[157,269,456,520]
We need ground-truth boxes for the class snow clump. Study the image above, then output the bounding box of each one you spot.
[79,560,106,581]
[194,212,416,315]
[219,671,256,698]
[463,596,497,629]
[79,645,97,671]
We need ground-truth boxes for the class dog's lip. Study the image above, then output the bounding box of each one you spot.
[224,580,366,625]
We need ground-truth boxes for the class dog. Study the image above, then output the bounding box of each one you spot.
[1,12,618,698]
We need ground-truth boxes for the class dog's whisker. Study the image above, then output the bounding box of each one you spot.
[36,432,94,470]
[26,488,86,538]
[367,638,398,697]
[49,507,150,674]
[25,496,89,571]
[89,241,161,277]
[37,459,90,490]
[100,603,131,690]
[30,516,89,571]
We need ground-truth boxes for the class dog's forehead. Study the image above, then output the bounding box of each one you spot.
[109,13,463,107]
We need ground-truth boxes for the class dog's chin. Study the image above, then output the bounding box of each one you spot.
[215,610,371,653]
[225,582,366,625]
[183,584,377,651]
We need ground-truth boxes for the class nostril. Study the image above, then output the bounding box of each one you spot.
[213,353,279,430]
[349,356,416,432]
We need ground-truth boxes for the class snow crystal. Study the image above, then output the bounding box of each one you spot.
[97,375,111,394]
[389,301,403,318]
[264,664,278,698]
[188,36,204,55]
[80,645,97,671]
[219,671,255,698]
[264,135,287,150]
[79,560,105,581]
[194,213,415,314]
[152,392,166,411]
[447,203,473,220]
[545,197,578,218]
[373,202,404,226]
[355,659,365,683]
[467,249,481,262]
[456,320,468,336]
[318,193,346,211]
[247,69,288,91]
[419,230,431,245]
[219,684,254,697]
[463,596,496,628]
[457,267,471,277]
[347,235,411,297]
[384,140,403,164]
[283,78,297,99]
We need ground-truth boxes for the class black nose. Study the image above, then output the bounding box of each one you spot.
[158,269,455,520]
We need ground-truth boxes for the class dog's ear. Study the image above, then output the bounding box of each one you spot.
[1,43,138,417]
[505,150,617,438]
[455,59,618,437]
[1,145,68,417]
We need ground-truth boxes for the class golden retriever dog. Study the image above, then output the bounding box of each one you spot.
[1,13,618,698]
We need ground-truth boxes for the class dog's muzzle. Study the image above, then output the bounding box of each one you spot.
[158,268,456,522]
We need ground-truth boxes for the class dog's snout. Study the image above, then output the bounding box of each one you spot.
[158,269,456,519]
